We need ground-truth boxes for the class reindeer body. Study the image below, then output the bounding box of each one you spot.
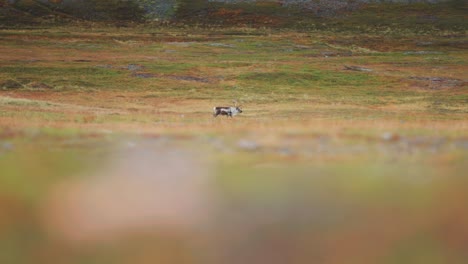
[213,106,242,117]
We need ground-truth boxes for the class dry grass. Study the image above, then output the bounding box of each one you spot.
[0,23,467,264]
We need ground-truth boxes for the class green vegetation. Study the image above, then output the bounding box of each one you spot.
[0,3,467,264]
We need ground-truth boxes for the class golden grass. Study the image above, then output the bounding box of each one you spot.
[1,92,466,139]
[0,24,467,264]
[0,26,466,142]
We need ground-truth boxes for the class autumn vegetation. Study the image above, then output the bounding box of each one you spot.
[0,1,467,264]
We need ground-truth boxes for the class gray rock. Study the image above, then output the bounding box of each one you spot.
[237,139,259,151]
[208,43,236,48]
[381,132,400,142]
[344,65,373,72]
[127,64,144,71]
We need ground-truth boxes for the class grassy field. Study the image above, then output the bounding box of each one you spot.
[1,7,468,263]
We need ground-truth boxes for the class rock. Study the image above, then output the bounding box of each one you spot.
[125,141,137,148]
[277,147,293,156]
[205,137,230,153]
[381,132,400,142]
[1,79,23,89]
[344,65,373,72]
[126,64,144,71]
[208,43,235,48]
[95,64,113,69]
[416,42,433,46]
[170,76,210,83]
[294,45,311,49]
[320,51,352,57]
[167,42,195,47]
[133,73,156,78]
[454,140,468,150]
[408,76,465,89]
[237,139,259,151]
[1,142,14,152]
[403,51,442,55]
[28,82,53,89]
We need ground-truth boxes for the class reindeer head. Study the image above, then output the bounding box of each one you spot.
[232,100,242,115]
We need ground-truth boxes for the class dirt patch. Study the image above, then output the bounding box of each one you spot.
[132,72,157,79]
[169,76,211,83]
[28,82,53,90]
[0,79,23,90]
[415,40,468,50]
[304,51,353,58]
[1,79,54,90]
[408,76,467,90]
[130,72,212,83]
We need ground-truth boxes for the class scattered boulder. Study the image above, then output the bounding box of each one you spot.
[126,64,144,71]
[344,65,373,72]
[321,51,352,57]
[169,76,211,83]
[403,51,442,55]
[133,72,157,78]
[294,45,311,49]
[416,41,433,46]
[95,64,114,69]
[454,140,468,150]
[1,79,23,89]
[28,82,53,90]
[408,76,465,90]
[277,147,293,156]
[0,142,14,155]
[208,43,236,48]
[381,132,400,142]
[237,139,259,151]
[167,42,195,47]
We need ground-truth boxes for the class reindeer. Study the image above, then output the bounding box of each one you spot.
[213,101,243,118]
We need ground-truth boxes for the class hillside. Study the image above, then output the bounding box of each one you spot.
[1,0,467,32]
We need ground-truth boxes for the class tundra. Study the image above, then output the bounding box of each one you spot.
[213,106,243,117]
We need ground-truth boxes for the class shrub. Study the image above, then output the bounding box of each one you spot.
[59,0,144,21]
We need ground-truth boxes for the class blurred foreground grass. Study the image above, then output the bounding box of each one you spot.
[0,9,467,263]
[1,131,467,264]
